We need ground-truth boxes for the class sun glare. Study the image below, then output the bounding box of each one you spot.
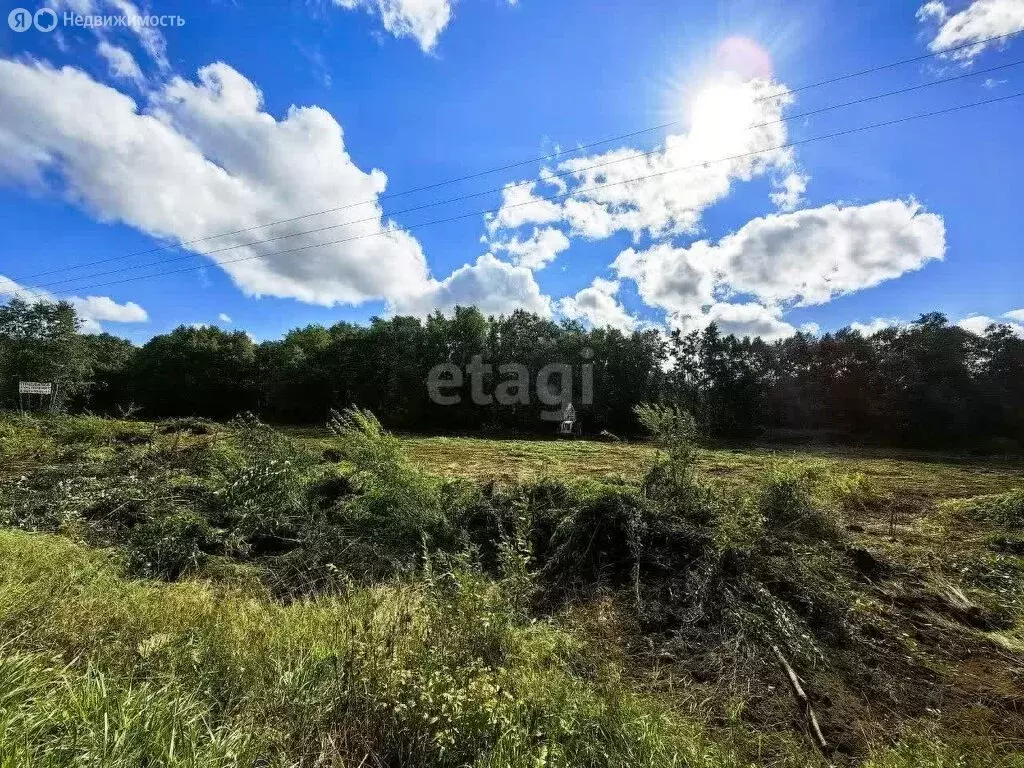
[715,35,774,80]
[687,78,759,140]
[662,34,775,137]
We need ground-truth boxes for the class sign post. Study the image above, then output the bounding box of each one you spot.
[559,403,577,437]
[18,381,55,415]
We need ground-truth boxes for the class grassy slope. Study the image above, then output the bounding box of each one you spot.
[1,529,1019,768]
[2,415,1023,766]
[288,429,1023,500]
[0,528,804,768]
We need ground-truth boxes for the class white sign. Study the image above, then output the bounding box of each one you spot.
[19,381,53,395]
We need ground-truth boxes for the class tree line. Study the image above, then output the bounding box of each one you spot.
[2,297,1022,449]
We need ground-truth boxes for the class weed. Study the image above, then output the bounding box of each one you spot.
[944,488,1024,530]
[2,412,1023,765]
[125,512,216,579]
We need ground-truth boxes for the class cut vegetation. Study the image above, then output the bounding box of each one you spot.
[1,409,1022,766]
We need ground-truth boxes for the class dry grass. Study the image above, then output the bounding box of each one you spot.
[3,414,1022,766]
[286,429,1023,503]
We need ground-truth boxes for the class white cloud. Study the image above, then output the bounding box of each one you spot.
[489,227,570,270]
[486,180,564,234]
[709,201,946,306]
[558,278,639,332]
[770,170,809,211]
[616,200,945,315]
[0,58,564,320]
[850,317,900,335]
[52,0,169,70]
[218,312,232,323]
[958,315,994,334]
[918,0,949,24]
[489,75,803,243]
[0,273,148,333]
[0,58,436,309]
[613,242,716,316]
[333,0,453,52]
[0,275,30,300]
[1004,308,1024,321]
[916,0,1024,64]
[958,314,1024,337]
[392,253,551,318]
[71,295,148,323]
[669,302,799,341]
[96,41,144,86]
[108,0,169,69]
[0,276,49,313]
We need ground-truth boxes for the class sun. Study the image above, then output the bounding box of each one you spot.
[659,35,776,137]
[686,78,762,144]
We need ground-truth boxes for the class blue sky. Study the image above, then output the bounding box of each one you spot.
[1,0,1022,343]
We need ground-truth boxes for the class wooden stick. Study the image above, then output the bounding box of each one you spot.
[771,643,830,755]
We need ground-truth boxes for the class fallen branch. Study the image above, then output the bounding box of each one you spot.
[771,643,830,756]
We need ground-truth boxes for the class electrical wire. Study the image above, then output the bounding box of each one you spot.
[30,89,1023,299]
[15,26,1024,283]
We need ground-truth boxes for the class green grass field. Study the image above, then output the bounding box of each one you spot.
[288,429,1024,501]
[2,413,1023,767]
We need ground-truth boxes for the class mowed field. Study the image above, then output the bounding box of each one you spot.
[2,414,1024,765]
[291,430,1024,502]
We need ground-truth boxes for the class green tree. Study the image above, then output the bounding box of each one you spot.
[131,325,257,419]
[77,333,138,413]
[0,298,90,410]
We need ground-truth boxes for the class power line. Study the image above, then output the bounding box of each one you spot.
[17,26,1024,283]
[34,90,1024,298]
[27,58,1024,293]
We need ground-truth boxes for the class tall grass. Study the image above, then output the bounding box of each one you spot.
[0,529,776,768]
[2,411,1022,766]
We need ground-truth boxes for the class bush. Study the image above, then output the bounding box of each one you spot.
[125,512,216,580]
[540,482,655,594]
[0,414,56,462]
[320,407,464,580]
[216,414,312,555]
[44,414,120,445]
[824,471,887,520]
[623,415,852,660]
[756,461,843,542]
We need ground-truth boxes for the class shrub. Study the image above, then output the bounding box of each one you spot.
[0,414,56,462]
[824,471,887,520]
[756,461,843,543]
[216,414,311,555]
[635,403,699,481]
[327,406,408,480]
[540,482,655,594]
[44,414,120,445]
[125,512,216,580]
[611,418,853,661]
[321,407,462,579]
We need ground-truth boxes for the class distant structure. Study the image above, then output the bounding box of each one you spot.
[18,381,55,415]
[559,403,577,437]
